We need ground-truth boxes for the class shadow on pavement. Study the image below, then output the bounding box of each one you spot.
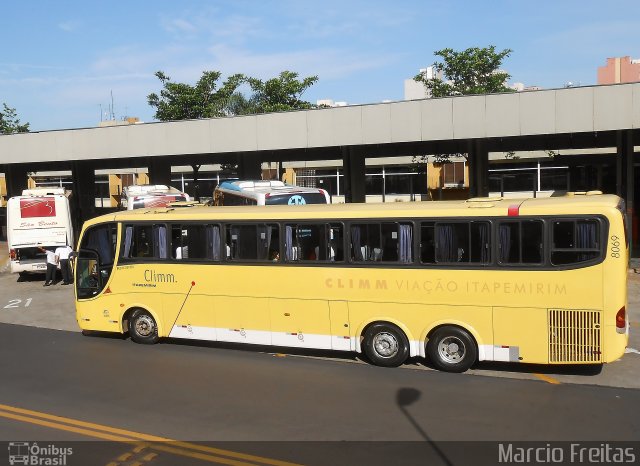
[77,331,604,377]
[469,360,603,376]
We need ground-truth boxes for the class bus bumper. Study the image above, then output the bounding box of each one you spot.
[10,260,48,274]
[603,324,629,363]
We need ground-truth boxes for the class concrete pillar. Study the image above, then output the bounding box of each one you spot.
[148,157,172,187]
[138,172,150,185]
[0,173,7,207]
[617,130,634,251]
[468,140,488,198]
[108,174,121,207]
[5,164,29,198]
[191,164,201,201]
[237,155,262,180]
[72,162,96,230]
[342,147,366,203]
[282,168,296,185]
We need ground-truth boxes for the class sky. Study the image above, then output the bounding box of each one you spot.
[1,0,639,131]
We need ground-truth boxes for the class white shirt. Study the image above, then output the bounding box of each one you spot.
[44,250,57,265]
[55,246,73,261]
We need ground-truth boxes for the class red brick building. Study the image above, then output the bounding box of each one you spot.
[597,56,640,84]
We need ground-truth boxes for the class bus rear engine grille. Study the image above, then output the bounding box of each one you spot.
[548,309,602,363]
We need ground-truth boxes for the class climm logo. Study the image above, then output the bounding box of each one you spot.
[144,269,176,283]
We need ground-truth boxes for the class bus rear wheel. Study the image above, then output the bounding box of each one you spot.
[363,323,409,367]
[427,326,477,373]
[129,309,159,344]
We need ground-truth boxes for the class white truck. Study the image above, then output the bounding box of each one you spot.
[6,187,74,275]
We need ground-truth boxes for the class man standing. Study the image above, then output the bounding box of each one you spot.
[38,246,58,286]
[55,244,74,285]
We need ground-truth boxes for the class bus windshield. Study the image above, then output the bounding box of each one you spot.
[265,192,330,205]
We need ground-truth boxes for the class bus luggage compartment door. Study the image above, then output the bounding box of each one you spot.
[270,299,332,349]
[492,307,548,364]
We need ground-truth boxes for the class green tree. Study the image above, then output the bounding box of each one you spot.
[413,46,514,166]
[0,103,30,134]
[246,71,318,113]
[414,46,514,97]
[147,71,246,121]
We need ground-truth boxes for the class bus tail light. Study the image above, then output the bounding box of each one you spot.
[616,306,626,329]
[9,249,16,260]
[508,205,520,216]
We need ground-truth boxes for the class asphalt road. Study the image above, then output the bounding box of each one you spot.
[0,324,638,465]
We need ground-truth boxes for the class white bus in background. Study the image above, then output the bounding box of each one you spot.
[122,185,190,210]
[213,180,330,206]
[6,187,74,275]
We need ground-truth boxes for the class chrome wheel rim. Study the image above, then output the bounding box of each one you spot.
[135,315,155,337]
[438,336,465,364]
[373,332,399,358]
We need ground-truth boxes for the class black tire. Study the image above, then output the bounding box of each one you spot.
[427,326,477,373]
[129,309,159,344]
[363,323,409,367]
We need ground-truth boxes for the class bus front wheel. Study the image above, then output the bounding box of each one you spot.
[363,323,409,367]
[427,326,477,373]
[129,309,159,344]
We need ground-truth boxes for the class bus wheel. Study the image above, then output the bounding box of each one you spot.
[129,309,159,344]
[427,326,477,373]
[363,323,409,367]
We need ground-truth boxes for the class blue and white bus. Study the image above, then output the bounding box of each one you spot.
[213,180,330,206]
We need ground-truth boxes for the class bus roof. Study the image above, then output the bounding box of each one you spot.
[217,180,324,196]
[123,184,183,197]
[19,187,70,197]
[82,193,622,228]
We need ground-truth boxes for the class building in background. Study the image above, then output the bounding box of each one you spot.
[403,66,442,100]
[316,99,348,107]
[598,56,640,84]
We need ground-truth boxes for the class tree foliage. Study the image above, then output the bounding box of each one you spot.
[147,71,246,121]
[414,46,514,97]
[245,71,318,114]
[0,103,30,134]
[412,46,514,165]
[147,70,319,121]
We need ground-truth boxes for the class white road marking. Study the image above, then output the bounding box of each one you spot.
[624,348,640,355]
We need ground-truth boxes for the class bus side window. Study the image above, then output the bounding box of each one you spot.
[350,224,379,262]
[171,225,185,259]
[350,223,412,263]
[551,219,600,265]
[121,224,167,260]
[170,224,212,260]
[420,223,436,263]
[498,220,544,265]
[226,224,279,261]
[434,223,468,263]
[423,221,489,264]
[327,224,344,262]
[285,224,321,261]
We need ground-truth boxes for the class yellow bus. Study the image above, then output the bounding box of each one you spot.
[74,193,629,372]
